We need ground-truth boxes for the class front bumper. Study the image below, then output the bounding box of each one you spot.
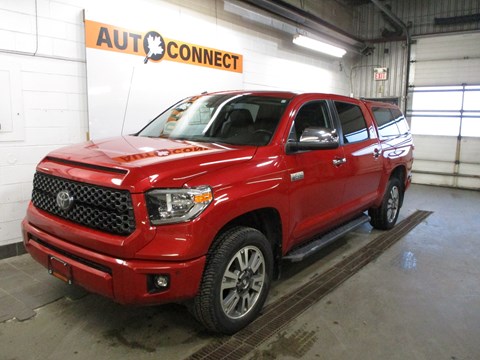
[22,219,206,305]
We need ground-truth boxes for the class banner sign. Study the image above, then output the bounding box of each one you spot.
[85,20,243,73]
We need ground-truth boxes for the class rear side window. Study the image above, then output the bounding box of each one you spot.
[373,107,401,138]
[334,102,369,143]
[372,107,410,139]
[391,108,410,135]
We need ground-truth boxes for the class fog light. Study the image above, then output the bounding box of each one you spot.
[147,274,171,293]
[153,274,169,288]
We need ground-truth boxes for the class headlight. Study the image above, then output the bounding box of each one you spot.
[145,186,213,225]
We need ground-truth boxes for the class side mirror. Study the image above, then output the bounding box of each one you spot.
[286,127,339,153]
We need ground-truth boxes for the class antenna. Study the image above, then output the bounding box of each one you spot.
[121,66,136,136]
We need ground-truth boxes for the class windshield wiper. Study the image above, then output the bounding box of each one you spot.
[170,135,211,143]
[170,135,255,146]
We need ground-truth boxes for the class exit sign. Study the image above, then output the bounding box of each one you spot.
[374,67,388,81]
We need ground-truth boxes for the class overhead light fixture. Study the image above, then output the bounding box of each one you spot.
[293,34,346,58]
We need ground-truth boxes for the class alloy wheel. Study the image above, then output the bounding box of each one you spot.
[387,185,400,223]
[220,245,266,319]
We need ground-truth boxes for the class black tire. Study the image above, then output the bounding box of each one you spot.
[192,226,273,334]
[369,177,403,230]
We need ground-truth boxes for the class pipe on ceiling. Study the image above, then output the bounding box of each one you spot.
[239,0,367,53]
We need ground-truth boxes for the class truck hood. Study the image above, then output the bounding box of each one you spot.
[44,136,257,191]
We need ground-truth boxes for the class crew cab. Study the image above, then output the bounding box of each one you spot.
[22,91,413,334]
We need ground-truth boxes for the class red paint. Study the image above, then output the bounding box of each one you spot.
[22,91,413,305]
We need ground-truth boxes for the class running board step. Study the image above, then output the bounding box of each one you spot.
[283,214,371,262]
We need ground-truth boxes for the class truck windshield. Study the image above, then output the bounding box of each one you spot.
[137,94,290,146]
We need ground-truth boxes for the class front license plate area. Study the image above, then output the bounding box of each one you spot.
[48,255,73,285]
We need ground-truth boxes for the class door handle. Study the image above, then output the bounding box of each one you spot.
[373,148,381,158]
[333,157,347,166]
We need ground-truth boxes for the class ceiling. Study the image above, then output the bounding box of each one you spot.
[233,0,479,55]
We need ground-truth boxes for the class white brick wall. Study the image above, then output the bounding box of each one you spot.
[0,0,87,248]
[0,0,351,251]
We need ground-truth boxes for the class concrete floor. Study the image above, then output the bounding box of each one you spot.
[1,184,479,360]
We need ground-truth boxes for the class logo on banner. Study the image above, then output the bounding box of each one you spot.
[143,31,165,63]
[85,20,243,73]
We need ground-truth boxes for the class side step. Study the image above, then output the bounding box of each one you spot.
[283,214,370,262]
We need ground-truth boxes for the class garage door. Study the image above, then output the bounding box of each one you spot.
[407,33,480,189]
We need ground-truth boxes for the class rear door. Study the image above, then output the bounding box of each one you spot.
[331,100,383,215]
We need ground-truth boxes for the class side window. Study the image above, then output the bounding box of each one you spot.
[373,107,401,138]
[291,101,331,141]
[334,101,369,143]
[390,108,410,135]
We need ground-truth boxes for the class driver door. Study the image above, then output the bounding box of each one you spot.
[285,99,348,250]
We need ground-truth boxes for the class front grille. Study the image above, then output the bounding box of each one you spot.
[32,172,135,236]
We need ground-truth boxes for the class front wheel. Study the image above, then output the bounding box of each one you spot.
[192,227,273,334]
[369,177,403,230]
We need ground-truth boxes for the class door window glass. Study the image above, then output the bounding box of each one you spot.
[334,102,369,143]
[292,101,332,141]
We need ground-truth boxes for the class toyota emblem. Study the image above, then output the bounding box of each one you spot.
[56,190,74,211]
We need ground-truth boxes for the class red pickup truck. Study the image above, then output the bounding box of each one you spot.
[22,91,413,334]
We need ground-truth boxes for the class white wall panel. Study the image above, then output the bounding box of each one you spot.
[459,137,480,163]
[412,159,455,174]
[412,135,480,190]
[412,33,480,86]
[22,72,86,93]
[412,173,456,188]
[0,182,33,203]
[457,177,480,189]
[414,33,480,61]
[0,70,12,132]
[37,17,68,39]
[0,164,36,186]
[0,61,24,141]
[0,29,15,49]
[459,163,480,177]
[0,9,35,33]
[22,91,69,110]
[0,145,58,166]
[412,135,457,162]
[0,221,23,245]
[0,0,87,249]
[414,59,480,86]
[0,201,29,223]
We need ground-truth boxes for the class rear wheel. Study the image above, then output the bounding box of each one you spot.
[192,226,273,334]
[369,177,403,230]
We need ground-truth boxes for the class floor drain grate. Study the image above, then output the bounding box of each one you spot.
[186,210,433,360]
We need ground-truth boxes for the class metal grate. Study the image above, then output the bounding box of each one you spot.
[32,172,135,236]
[185,210,433,360]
